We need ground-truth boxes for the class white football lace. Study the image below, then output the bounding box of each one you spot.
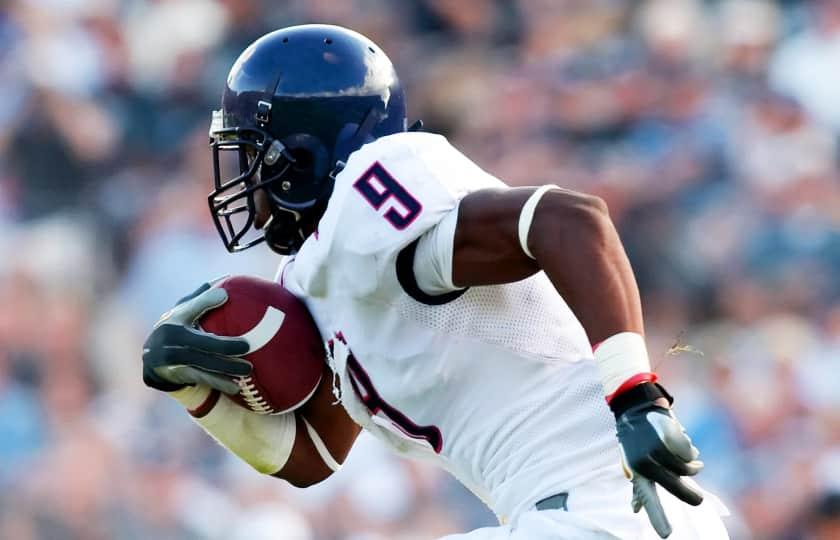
[235,376,275,414]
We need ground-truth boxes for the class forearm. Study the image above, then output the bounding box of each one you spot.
[452,186,652,399]
[526,190,658,400]
[170,385,297,474]
[528,190,644,345]
[168,368,358,487]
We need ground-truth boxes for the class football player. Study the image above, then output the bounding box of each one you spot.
[142,25,729,539]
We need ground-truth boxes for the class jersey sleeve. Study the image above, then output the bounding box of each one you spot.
[412,203,462,295]
[289,132,505,300]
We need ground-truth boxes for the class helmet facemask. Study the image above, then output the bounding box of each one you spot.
[208,109,324,255]
[208,105,390,255]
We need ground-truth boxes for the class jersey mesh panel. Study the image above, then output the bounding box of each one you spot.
[478,373,614,478]
[391,269,621,507]
[394,271,590,361]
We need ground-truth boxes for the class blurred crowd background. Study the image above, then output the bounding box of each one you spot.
[0,0,838,538]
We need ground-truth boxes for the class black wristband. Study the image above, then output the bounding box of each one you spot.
[609,382,673,417]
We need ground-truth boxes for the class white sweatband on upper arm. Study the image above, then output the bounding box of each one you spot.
[169,386,296,475]
[592,332,653,400]
[302,417,342,472]
[518,184,559,259]
[413,205,464,295]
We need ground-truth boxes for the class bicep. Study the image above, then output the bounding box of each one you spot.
[453,184,643,342]
[451,187,541,287]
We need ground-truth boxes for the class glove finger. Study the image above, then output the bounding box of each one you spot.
[664,428,700,463]
[631,482,643,513]
[184,349,253,377]
[178,287,230,325]
[633,476,672,538]
[142,364,187,392]
[652,445,704,477]
[156,365,240,395]
[184,326,251,357]
[641,460,705,506]
[648,411,701,462]
[191,371,241,396]
[166,347,252,376]
[207,275,230,287]
[178,366,241,395]
[174,282,212,306]
[154,324,250,357]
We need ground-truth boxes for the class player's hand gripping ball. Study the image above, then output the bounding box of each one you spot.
[199,275,325,414]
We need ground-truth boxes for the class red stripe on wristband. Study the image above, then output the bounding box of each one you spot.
[189,389,221,418]
[605,372,658,405]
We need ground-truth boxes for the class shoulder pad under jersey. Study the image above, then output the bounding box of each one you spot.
[290,132,505,299]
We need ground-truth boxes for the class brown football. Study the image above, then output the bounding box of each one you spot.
[199,275,325,414]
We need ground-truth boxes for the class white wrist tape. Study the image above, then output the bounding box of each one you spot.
[518,184,559,259]
[302,417,342,472]
[170,386,296,475]
[593,332,652,398]
[169,385,212,410]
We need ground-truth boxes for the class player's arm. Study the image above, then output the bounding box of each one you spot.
[289,363,363,482]
[441,186,702,538]
[169,363,360,487]
[451,186,642,343]
[144,283,360,487]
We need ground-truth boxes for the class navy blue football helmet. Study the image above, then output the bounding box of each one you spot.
[209,24,408,254]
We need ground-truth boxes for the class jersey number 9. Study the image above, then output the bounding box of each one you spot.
[353,162,422,229]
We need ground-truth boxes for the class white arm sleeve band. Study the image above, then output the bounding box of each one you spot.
[413,204,464,295]
[169,386,296,475]
[518,184,559,259]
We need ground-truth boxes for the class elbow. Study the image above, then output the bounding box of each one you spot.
[534,191,614,249]
[273,468,333,488]
[581,193,610,218]
[562,192,610,223]
[285,476,317,489]
[578,195,612,241]
[288,473,331,488]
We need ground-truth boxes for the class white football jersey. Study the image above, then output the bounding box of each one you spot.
[281,132,623,524]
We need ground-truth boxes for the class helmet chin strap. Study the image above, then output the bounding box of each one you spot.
[259,212,276,232]
[263,206,309,255]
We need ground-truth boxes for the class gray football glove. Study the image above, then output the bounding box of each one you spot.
[612,385,704,538]
[142,281,251,395]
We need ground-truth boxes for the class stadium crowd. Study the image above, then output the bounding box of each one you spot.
[0,0,838,538]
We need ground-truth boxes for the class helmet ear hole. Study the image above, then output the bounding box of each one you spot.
[288,148,314,172]
[280,133,330,180]
[262,133,331,206]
